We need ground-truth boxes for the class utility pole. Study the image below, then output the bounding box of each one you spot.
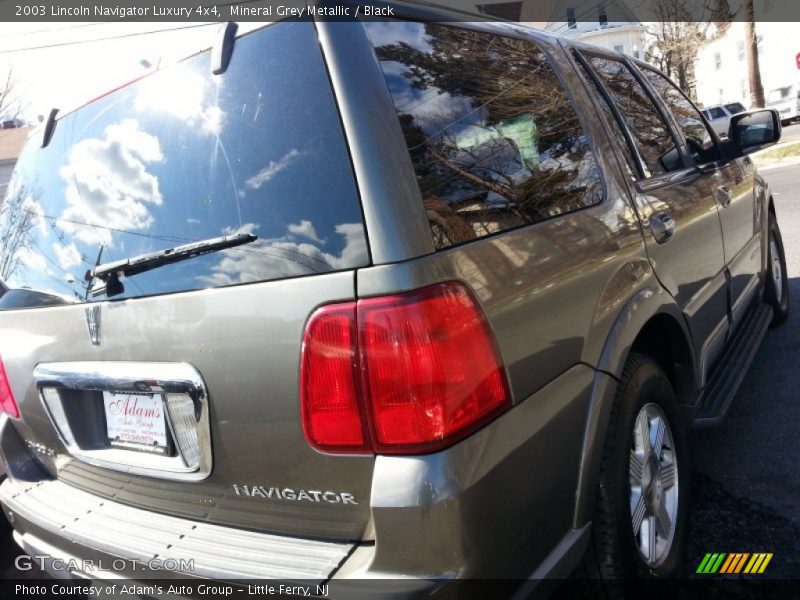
[745,0,765,107]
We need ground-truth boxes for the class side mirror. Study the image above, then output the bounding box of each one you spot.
[729,109,781,153]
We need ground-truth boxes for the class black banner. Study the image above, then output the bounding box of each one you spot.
[1,0,800,23]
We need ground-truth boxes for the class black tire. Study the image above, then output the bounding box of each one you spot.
[765,211,789,327]
[583,353,690,590]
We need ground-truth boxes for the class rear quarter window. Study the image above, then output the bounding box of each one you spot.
[364,22,602,250]
[0,21,368,309]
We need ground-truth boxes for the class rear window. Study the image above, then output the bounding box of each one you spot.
[364,22,602,250]
[724,102,746,114]
[707,107,726,119]
[0,21,368,309]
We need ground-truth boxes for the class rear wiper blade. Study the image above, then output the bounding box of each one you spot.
[85,233,257,297]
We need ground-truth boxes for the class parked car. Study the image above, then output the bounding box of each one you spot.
[0,7,787,592]
[766,84,800,125]
[701,102,748,138]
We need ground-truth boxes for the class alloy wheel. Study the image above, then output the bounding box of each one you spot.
[770,235,784,304]
[629,403,679,567]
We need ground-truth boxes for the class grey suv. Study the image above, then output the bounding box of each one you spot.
[0,6,788,593]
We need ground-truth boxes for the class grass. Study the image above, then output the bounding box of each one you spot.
[753,141,800,161]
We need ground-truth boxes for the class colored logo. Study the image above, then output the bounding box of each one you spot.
[696,552,773,574]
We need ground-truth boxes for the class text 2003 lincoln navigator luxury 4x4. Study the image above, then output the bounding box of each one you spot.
[0,3,789,593]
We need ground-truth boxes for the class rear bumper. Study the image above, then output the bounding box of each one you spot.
[1,478,354,582]
[0,364,598,593]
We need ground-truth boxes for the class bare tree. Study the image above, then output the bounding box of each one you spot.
[645,0,733,97]
[0,66,23,121]
[0,184,37,281]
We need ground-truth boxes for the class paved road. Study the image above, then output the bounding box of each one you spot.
[781,122,800,144]
[687,161,800,578]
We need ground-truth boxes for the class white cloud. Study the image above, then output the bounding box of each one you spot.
[58,119,164,246]
[51,242,82,270]
[135,68,224,135]
[19,247,48,274]
[287,220,324,244]
[242,149,301,196]
[200,221,367,287]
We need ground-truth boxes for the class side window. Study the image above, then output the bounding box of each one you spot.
[364,22,603,250]
[585,55,681,178]
[642,68,719,165]
[574,56,639,177]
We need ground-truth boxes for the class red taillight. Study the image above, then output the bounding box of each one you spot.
[0,357,20,419]
[300,304,370,453]
[300,282,511,455]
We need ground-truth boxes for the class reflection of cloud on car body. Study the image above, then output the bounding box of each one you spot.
[58,119,163,246]
[201,221,367,286]
[51,242,82,270]
[240,149,302,198]
[135,68,224,136]
[287,220,324,244]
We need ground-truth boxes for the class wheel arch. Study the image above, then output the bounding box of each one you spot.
[573,288,697,527]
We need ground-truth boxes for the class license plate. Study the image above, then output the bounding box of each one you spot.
[103,391,168,454]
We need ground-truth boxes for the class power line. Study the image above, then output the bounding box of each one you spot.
[0,22,109,38]
[0,23,216,54]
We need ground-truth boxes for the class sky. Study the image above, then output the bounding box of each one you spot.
[0,22,230,122]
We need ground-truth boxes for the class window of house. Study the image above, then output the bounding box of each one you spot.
[737,40,745,61]
[585,55,682,178]
[714,52,722,69]
[365,22,603,250]
[567,7,577,29]
[643,68,720,165]
[614,44,625,54]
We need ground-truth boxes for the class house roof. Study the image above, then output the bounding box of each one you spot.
[0,126,33,165]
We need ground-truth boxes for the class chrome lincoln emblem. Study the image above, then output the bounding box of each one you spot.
[85,305,101,345]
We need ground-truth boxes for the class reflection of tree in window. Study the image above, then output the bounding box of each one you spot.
[586,56,679,177]
[642,68,719,165]
[370,23,601,249]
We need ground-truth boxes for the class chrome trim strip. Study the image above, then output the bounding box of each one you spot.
[33,362,212,481]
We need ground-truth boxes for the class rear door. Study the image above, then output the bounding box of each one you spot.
[642,68,762,328]
[575,52,729,385]
[0,21,374,541]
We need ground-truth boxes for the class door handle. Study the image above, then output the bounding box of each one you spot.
[650,213,676,244]
[717,185,733,207]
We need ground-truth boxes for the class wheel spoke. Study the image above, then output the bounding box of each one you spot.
[630,450,645,483]
[631,493,646,535]
[660,461,676,489]
[656,499,672,537]
[647,515,657,562]
[636,413,650,457]
[653,417,666,457]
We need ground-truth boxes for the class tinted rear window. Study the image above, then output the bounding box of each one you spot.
[724,103,746,114]
[0,21,368,309]
[364,22,602,250]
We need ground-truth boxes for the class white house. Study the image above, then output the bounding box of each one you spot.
[695,21,800,108]
[522,0,647,59]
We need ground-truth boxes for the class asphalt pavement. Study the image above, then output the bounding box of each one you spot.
[779,122,800,144]
[686,161,800,578]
